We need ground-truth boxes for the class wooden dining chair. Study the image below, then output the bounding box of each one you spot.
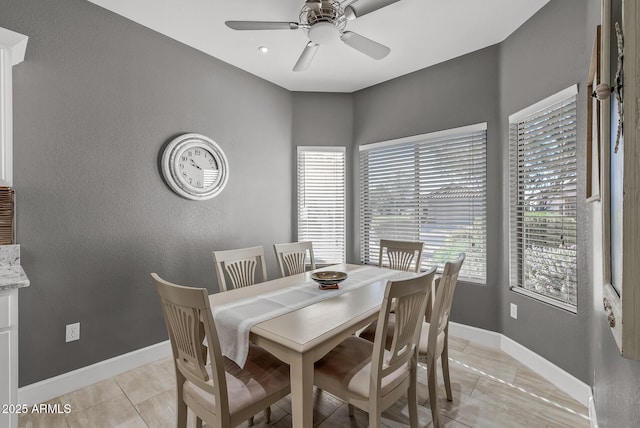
[273,241,316,277]
[359,253,465,428]
[151,273,290,428]
[379,239,424,273]
[418,253,465,427]
[212,246,268,292]
[313,267,437,428]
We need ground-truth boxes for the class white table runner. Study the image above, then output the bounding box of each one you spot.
[212,266,403,367]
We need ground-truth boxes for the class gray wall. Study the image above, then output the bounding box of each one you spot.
[498,0,591,382]
[1,0,293,385]
[352,46,502,332]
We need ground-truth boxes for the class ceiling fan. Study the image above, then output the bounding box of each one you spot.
[225,0,401,71]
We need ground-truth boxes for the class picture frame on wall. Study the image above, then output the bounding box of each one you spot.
[586,25,601,202]
[600,0,640,360]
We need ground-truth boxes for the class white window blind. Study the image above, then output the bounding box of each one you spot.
[509,87,577,311]
[360,124,487,282]
[297,147,346,264]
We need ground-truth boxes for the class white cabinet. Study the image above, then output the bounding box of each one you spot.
[0,245,29,428]
[0,289,18,428]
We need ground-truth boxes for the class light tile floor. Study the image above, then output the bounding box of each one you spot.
[18,337,590,427]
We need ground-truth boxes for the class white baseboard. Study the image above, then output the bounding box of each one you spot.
[18,323,596,425]
[449,322,593,408]
[448,322,502,348]
[18,340,171,405]
[589,395,598,428]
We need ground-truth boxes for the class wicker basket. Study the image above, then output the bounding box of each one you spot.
[0,187,14,245]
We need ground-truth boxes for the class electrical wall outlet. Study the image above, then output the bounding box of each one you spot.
[66,322,80,342]
[510,303,518,319]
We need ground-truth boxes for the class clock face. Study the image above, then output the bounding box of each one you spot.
[176,146,219,190]
[162,134,229,200]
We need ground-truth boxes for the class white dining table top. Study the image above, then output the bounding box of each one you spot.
[254,276,387,352]
[208,263,414,353]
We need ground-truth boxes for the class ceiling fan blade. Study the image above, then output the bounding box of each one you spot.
[340,31,390,60]
[293,42,320,72]
[225,21,299,30]
[344,0,401,20]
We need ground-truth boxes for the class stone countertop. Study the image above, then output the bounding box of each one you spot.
[0,265,29,291]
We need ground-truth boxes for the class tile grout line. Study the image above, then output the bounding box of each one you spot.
[115,371,151,428]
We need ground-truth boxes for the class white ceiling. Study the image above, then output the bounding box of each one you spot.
[87,0,550,93]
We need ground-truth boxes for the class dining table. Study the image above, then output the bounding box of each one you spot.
[208,263,416,428]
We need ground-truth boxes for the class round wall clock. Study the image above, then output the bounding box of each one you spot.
[161,133,229,200]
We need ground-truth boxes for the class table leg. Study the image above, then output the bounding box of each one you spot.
[290,354,314,428]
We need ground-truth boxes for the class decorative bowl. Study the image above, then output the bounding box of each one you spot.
[310,271,348,286]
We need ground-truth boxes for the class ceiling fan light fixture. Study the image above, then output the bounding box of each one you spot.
[307,21,340,45]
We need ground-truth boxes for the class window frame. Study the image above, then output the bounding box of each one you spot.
[296,146,346,265]
[508,84,579,313]
[359,123,488,283]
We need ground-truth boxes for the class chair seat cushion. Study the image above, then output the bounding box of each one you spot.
[183,343,289,416]
[359,314,445,359]
[314,336,409,400]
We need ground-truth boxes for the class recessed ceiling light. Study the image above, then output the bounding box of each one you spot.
[258,46,269,54]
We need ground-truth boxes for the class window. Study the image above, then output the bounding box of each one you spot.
[297,146,346,264]
[359,124,487,282]
[509,85,578,311]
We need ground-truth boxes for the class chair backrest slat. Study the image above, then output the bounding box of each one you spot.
[164,303,209,381]
[378,239,424,273]
[273,241,316,277]
[387,290,427,366]
[225,258,257,288]
[283,252,306,275]
[212,246,268,291]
